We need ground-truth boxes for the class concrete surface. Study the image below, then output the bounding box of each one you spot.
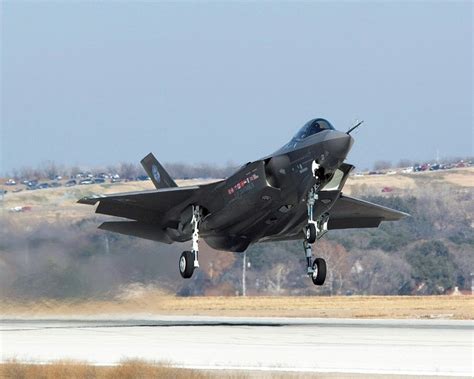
[1,316,472,377]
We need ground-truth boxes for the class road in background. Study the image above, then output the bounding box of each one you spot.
[1,316,472,377]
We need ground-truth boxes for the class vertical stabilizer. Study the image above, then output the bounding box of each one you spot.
[140,153,178,189]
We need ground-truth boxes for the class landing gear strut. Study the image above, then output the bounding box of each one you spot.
[304,162,328,286]
[179,205,202,279]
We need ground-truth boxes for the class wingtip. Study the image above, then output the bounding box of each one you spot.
[394,210,411,220]
[77,196,102,205]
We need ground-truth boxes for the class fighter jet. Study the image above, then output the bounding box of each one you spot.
[79,118,408,285]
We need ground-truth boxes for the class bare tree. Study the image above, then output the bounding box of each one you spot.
[69,165,82,178]
[19,166,38,180]
[320,241,351,295]
[373,160,392,171]
[397,159,413,168]
[119,162,140,179]
[349,249,413,295]
[40,161,59,179]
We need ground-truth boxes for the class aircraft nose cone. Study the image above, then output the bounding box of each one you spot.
[324,131,354,159]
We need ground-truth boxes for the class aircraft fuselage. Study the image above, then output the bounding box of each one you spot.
[201,128,354,252]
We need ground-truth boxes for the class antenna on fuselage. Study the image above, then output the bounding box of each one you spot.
[347,120,364,135]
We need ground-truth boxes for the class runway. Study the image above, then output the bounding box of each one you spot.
[1,316,472,377]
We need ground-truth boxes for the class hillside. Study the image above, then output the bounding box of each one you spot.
[1,167,472,223]
[0,167,472,300]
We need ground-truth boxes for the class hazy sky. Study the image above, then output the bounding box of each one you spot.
[1,1,472,173]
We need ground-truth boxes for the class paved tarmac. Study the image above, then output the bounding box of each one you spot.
[0,316,472,376]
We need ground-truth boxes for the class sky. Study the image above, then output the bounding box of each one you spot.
[1,1,472,174]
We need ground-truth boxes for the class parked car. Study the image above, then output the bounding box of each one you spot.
[79,179,94,185]
[26,180,38,187]
[9,206,32,213]
[137,175,150,181]
[93,178,105,184]
[37,183,50,189]
[5,179,16,185]
[65,179,77,187]
[49,182,62,188]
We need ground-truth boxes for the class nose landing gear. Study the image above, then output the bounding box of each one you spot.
[303,169,328,286]
[311,256,327,286]
[304,236,327,286]
[179,205,202,279]
[179,251,195,279]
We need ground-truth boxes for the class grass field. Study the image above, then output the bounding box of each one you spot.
[2,295,472,320]
[0,360,459,379]
[0,360,211,379]
[1,167,472,224]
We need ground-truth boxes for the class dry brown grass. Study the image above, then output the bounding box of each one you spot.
[344,167,474,195]
[0,360,462,379]
[0,179,217,224]
[0,360,214,379]
[0,360,459,379]
[1,168,472,224]
[2,295,473,320]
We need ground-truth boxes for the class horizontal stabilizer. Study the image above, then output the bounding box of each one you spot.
[99,221,173,243]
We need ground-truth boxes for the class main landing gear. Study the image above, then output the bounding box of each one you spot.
[304,161,328,286]
[179,205,202,279]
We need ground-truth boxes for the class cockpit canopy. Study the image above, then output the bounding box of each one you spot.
[292,118,335,141]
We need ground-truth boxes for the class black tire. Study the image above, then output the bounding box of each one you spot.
[179,251,194,279]
[311,258,327,286]
[305,223,317,244]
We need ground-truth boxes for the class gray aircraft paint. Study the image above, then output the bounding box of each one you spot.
[79,118,408,253]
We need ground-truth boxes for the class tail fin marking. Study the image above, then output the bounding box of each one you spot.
[140,153,178,189]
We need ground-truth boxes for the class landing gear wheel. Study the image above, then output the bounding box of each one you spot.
[305,224,317,244]
[311,258,327,286]
[179,251,195,279]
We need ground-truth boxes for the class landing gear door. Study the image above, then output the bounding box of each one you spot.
[321,163,354,192]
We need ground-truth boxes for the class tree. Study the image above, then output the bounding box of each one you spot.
[349,249,413,295]
[406,241,457,294]
[373,160,392,170]
[397,159,413,168]
[119,162,140,179]
[319,240,351,295]
[41,161,59,179]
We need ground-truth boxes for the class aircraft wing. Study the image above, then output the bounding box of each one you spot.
[78,181,223,226]
[327,195,409,230]
[260,194,409,243]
